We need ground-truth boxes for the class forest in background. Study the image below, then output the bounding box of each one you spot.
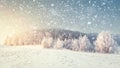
[4,29,119,54]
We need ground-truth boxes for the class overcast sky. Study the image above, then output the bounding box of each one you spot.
[0,0,120,35]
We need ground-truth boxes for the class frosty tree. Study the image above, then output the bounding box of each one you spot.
[64,39,72,50]
[4,36,10,45]
[94,31,118,53]
[55,38,65,49]
[80,35,94,52]
[71,39,79,51]
[41,36,54,48]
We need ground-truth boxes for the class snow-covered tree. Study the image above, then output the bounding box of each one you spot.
[94,31,118,53]
[80,35,94,52]
[71,39,79,51]
[54,38,64,49]
[79,35,82,42]
[78,35,82,47]
[41,37,54,48]
[63,39,72,50]
[4,36,10,45]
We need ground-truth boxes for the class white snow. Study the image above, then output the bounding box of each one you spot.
[0,45,120,68]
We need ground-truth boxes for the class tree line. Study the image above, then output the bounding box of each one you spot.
[4,29,118,54]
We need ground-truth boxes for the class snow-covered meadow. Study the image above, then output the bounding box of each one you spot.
[0,45,120,68]
[0,0,120,68]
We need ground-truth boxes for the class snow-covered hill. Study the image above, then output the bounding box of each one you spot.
[0,46,120,68]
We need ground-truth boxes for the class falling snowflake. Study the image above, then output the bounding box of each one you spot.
[51,4,55,7]
[109,24,112,27]
[87,22,92,25]
[33,0,36,2]
[88,0,91,4]
[19,6,23,11]
[12,9,15,12]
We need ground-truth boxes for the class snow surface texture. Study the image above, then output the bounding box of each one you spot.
[0,46,120,68]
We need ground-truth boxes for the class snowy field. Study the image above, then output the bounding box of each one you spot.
[0,45,120,68]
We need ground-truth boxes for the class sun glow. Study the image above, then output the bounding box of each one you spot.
[0,7,31,45]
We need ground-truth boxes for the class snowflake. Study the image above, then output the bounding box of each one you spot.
[12,9,16,12]
[109,24,112,27]
[19,6,23,11]
[51,4,55,7]
[87,22,92,25]
[101,2,106,6]
[33,0,36,2]
[89,0,91,4]
[94,15,98,18]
